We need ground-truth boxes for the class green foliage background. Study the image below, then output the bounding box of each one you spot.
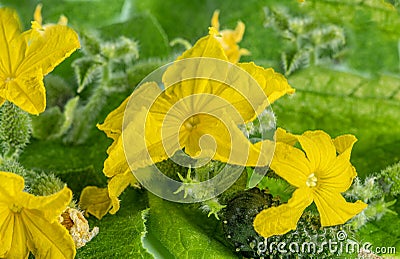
[1,0,399,258]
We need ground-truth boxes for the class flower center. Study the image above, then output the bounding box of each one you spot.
[183,115,200,131]
[5,77,14,83]
[306,173,318,187]
[9,203,23,213]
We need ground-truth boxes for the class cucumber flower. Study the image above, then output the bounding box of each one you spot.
[211,10,250,63]
[0,7,79,114]
[81,28,294,216]
[0,172,75,258]
[254,129,368,238]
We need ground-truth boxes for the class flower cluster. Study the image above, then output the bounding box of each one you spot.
[81,12,294,217]
[0,5,98,259]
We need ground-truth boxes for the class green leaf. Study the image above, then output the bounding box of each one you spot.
[100,13,170,58]
[302,0,400,73]
[274,66,400,176]
[77,188,153,258]
[72,56,104,93]
[145,194,238,259]
[357,213,400,257]
[31,106,64,140]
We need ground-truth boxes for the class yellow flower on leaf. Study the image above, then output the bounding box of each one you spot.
[0,172,75,258]
[0,7,80,115]
[211,10,250,63]
[254,129,368,238]
[88,29,294,215]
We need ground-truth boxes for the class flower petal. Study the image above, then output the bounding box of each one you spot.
[23,209,76,259]
[238,63,295,105]
[211,10,220,30]
[108,171,138,214]
[97,97,129,141]
[275,127,298,145]
[185,114,274,166]
[333,134,357,159]
[79,186,112,220]
[0,8,22,75]
[4,69,46,114]
[319,135,358,192]
[270,142,311,187]
[0,171,25,198]
[103,135,130,178]
[17,24,80,76]
[21,186,72,222]
[98,82,162,140]
[4,214,29,259]
[0,208,13,257]
[313,188,367,226]
[176,31,228,61]
[297,130,336,173]
[254,187,312,238]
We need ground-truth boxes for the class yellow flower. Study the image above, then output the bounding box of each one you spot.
[211,10,250,63]
[254,129,368,238]
[0,7,80,115]
[87,29,294,215]
[0,171,75,258]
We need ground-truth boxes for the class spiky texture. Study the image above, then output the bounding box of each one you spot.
[0,102,31,158]
[222,188,352,258]
[264,6,346,76]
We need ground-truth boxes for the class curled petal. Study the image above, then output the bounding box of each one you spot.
[108,171,138,214]
[333,134,357,160]
[275,127,298,145]
[254,188,312,238]
[79,186,112,220]
[97,97,129,141]
[21,186,72,222]
[313,188,367,226]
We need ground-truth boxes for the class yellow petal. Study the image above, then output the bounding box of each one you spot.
[108,171,138,214]
[103,135,130,178]
[275,127,298,145]
[0,208,13,257]
[297,130,336,173]
[237,62,294,106]
[0,171,25,198]
[184,114,274,166]
[319,164,356,193]
[97,97,129,141]
[333,134,357,159]
[270,142,311,187]
[23,209,76,259]
[20,186,72,222]
[79,186,112,220]
[17,23,80,76]
[254,188,312,238]
[33,4,43,26]
[4,69,46,114]
[176,33,228,61]
[211,10,220,30]
[319,135,358,192]
[5,214,29,259]
[0,8,22,75]
[313,188,367,226]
